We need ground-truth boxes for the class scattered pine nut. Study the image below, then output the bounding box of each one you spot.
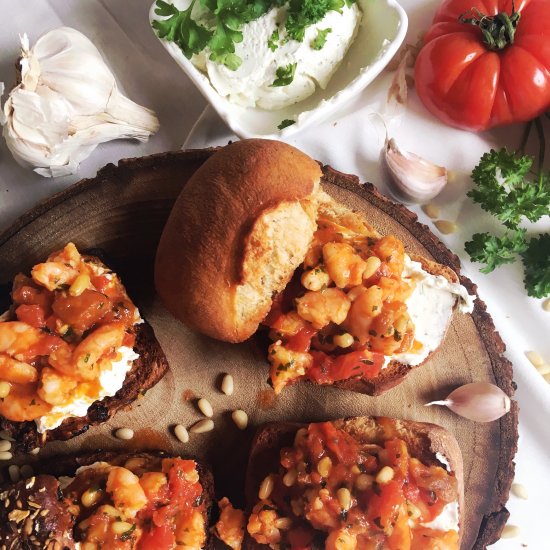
[543,299,550,312]
[526,351,544,367]
[114,428,134,440]
[190,419,214,434]
[434,220,458,234]
[501,524,520,539]
[0,440,11,452]
[258,475,274,500]
[511,483,528,500]
[174,424,189,443]
[422,203,440,219]
[29,448,40,455]
[8,464,20,482]
[536,363,550,375]
[231,410,248,430]
[197,398,214,418]
[0,381,10,399]
[19,465,34,479]
[0,451,13,461]
[221,374,234,396]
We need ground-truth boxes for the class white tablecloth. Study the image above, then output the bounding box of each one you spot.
[1,1,549,548]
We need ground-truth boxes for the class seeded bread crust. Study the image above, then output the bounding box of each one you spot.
[0,255,169,454]
[243,417,464,550]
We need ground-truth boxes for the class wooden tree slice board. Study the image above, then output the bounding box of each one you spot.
[0,149,518,549]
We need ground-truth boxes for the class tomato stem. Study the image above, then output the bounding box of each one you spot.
[459,2,520,51]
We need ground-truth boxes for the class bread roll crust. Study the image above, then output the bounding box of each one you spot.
[155,139,322,342]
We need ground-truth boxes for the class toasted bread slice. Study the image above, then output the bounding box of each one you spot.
[1,450,214,549]
[244,417,464,549]
[0,251,169,453]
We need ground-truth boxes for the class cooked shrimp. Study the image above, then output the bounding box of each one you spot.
[247,501,281,546]
[47,242,81,266]
[37,366,78,406]
[296,288,351,330]
[372,236,405,277]
[175,508,207,549]
[323,243,366,289]
[342,286,383,344]
[31,261,80,291]
[0,354,38,384]
[49,322,126,381]
[326,528,357,550]
[0,322,44,360]
[269,343,312,395]
[106,466,148,518]
[216,497,245,550]
[0,383,51,421]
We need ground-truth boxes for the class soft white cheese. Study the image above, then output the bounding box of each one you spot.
[435,451,451,472]
[421,501,460,532]
[384,256,475,368]
[35,346,138,433]
[192,4,361,110]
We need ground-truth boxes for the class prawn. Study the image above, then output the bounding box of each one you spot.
[48,322,126,381]
[106,466,148,518]
[0,383,51,422]
[37,367,78,406]
[0,322,44,361]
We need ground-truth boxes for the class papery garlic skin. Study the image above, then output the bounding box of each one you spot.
[1,28,159,177]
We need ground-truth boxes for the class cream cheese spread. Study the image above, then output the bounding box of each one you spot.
[384,255,475,368]
[192,4,361,109]
[35,346,139,433]
[421,501,460,532]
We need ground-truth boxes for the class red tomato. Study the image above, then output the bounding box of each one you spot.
[15,304,46,328]
[415,0,550,130]
[138,523,175,550]
[286,326,317,353]
[52,289,111,333]
[367,479,404,530]
[307,349,383,384]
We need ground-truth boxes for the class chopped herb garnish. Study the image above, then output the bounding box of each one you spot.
[360,359,374,365]
[268,28,280,51]
[120,523,136,541]
[278,119,296,130]
[393,330,402,342]
[83,353,91,364]
[311,27,332,50]
[368,329,377,337]
[272,62,297,87]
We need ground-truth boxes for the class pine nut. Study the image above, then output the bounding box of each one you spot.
[197,398,213,418]
[274,517,293,530]
[0,381,10,399]
[82,487,104,508]
[301,268,330,291]
[294,428,308,446]
[333,333,354,348]
[543,298,550,312]
[174,424,189,443]
[258,475,274,500]
[29,448,40,455]
[19,465,33,479]
[526,351,544,367]
[0,440,11,452]
[190,419,214,434]
[317,456,332,478]
[312,498,323,510]
[124,457,146,471]
[351,465,361,475]
[376,466,395,484]
[69,273,91,296]
[111,521,133,535]
[221,374,234,396]
[0,430,15,441]
[0,451,13,461]
[511,483,528,500]
[407,502,422,519]
[114,428,134,440]
[363,256,382,280]
[231,410,248,430]
[8,464,20,482]
[355,474,374,491]
[434,220,458,234]
[283,469,297,487]
[78,518,91,531]
[101,505,120,517]
[422,203,440,219]
[536,363,550,375]
[337,487,352,511]
[501,524,520,539]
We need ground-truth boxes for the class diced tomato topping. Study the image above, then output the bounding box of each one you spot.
[52,289,111,333]
[91,274,112,293]
[306,349,383,384]
[12,283,53,312]
[288,526,315,549]
[367,479,403,530]
[307,422,358,466]
[138,523,175,550]
[286,326,317,353]
[15,304,46,328]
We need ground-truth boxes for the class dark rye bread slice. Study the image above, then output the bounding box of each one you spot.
[0,253,169,454]
[1,450,215,550]
[243,417,464,550]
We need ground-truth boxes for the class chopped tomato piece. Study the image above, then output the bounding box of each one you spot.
[52,289,111,333]
[286,326,317,353]
[138,523,175,550]
[15,304,46,328]
[307,349,383,384]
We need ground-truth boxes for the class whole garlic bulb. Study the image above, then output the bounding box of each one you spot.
[1,28,160,177]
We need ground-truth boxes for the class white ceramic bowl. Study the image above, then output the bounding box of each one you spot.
[150,0,408,139]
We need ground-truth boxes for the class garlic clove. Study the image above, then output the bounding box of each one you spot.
[425,382,511,423]
[384,138,447,204]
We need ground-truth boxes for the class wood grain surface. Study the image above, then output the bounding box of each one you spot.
[0,149,518,549]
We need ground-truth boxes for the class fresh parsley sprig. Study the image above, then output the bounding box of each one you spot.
[271,63,297,86]
[465,139,550,298]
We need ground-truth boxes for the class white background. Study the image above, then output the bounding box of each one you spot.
[1,1,549,548]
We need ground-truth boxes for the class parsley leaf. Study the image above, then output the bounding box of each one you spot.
[521,234,550,298]
[271,62,297,86]
[277,118,296,129]
[286,0,347,42]
[311,27,332,50]
[153,0,212,59]
[467,148,550,228]
[268,28,280,51]
[465,229,528,273]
